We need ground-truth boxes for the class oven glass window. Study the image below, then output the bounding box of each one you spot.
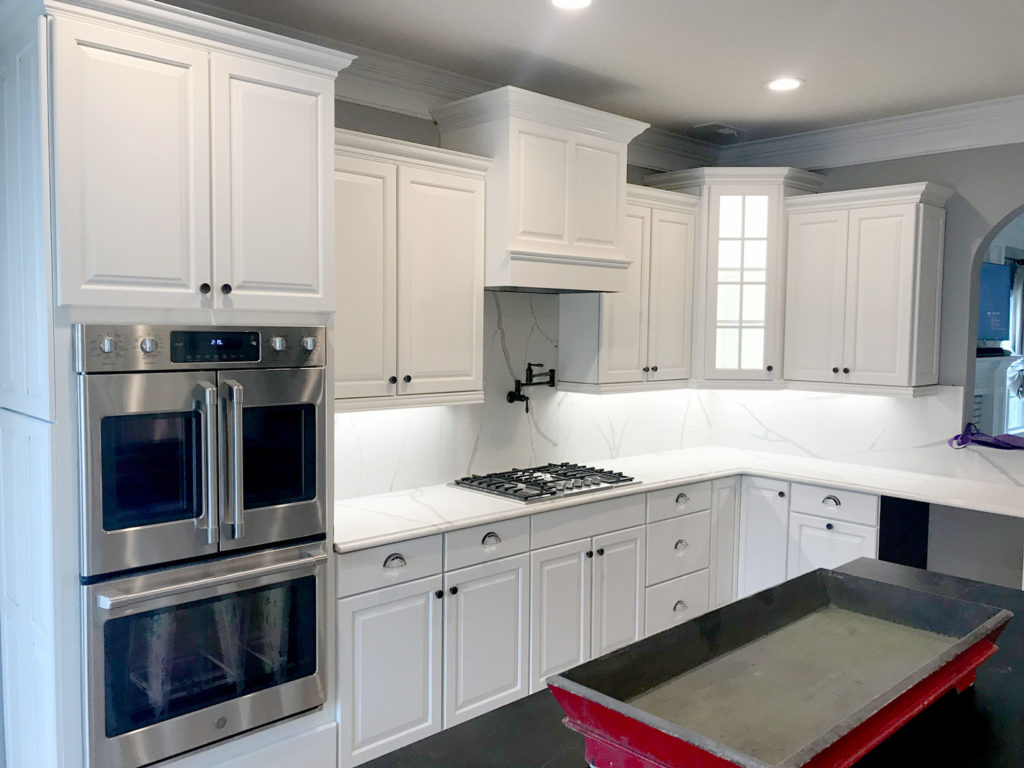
[242,404,316,510]
[103,575,317,737]
[100,412,202,531]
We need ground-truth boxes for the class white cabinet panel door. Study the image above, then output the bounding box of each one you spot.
[530,539,592,693]
[599,205,648,383]
[591,526,645,657]
[396,166,484,396]
[334,155,397,399]
[51,17,211,308]
[843,204,916,386]
[647,207,695,382]
[787,512,878,579]
[709,477,740,609]
[784,209,849,383]
[737,477,790,599]
[570,137,622,253]
[211,54,333,310]
[338,576,442,768]
[512,124,570,248]
[443,554,529,728]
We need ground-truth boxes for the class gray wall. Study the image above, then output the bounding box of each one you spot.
[815,143,1024,393]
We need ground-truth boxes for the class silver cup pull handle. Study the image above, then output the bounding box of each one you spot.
[383,553,407,569]
[675,492,689,505]
[822,494,842,507]
[674,539,689,551]
[481,531,502,546]
[673,600,688,613]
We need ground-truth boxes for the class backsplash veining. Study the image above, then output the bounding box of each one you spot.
[335,294,1022,500]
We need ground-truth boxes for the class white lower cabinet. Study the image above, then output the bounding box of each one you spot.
[737,476,791,599]
[592,527,647,657]
[645,570,711,636]
[787,513,878,578]
[443,554,530,727]
[709,476,740,609]
[337,575,443,768]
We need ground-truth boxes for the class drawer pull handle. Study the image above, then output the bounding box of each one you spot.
[675,492,689,505]
[822,495,842,507]
[673,600,688,613]
[383,553,407,569]
[481,531,502,546]
[674,539,689,551]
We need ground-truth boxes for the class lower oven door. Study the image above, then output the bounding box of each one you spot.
[84,543,327,768]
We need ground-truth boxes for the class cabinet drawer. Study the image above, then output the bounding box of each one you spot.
[790,483,879,527]
[646,510,710,586]
[444,517,530,571]
[644,570,710,637]
[787,512,878,579]
[336,534,443,598]
[646,481,712,523]
[531,493,645,550]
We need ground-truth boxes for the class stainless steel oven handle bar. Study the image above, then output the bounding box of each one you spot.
[94,551,327,610]
[198,382,219,545]
[224,379,245,540]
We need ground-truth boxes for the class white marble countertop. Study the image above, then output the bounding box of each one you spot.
[333,446,1023,553]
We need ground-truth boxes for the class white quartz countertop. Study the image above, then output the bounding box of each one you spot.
[333,446,1023,553]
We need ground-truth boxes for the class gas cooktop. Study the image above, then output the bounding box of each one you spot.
[451,462,638,503]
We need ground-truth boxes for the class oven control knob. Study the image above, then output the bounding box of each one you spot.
[301,336,317,352]
[140,337,158,354]
[270,336,287,352]
[99,337,116,354]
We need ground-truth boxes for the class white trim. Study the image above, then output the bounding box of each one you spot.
[785,182,955,212]
[784,381,941,398]
[628,127,717,171]
[556,379,690,395]
[334,128,490,174]
[508,250,631,269]
[644,166,825,194]
[625,184,699,212]
[718,94,1024,170]
[334,391,484,413]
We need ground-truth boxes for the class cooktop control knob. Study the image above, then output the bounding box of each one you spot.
[270,336,287,352]
[301,336,317,352]
[99,337,116,354]
[140,337,158,354]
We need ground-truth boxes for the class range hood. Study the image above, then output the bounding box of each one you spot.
[432,87,648,293]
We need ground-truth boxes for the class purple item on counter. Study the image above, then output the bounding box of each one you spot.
[949,422,1024,450]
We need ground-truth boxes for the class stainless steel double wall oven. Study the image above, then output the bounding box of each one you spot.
[76,325,328,768]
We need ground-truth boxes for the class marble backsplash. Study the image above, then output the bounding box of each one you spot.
[334,293,1024,499]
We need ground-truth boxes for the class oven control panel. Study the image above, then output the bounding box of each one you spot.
[74,325,326,372]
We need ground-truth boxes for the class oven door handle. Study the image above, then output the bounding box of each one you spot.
[197,382,219,545]
[222,379,245,540]
[94,551,327,611]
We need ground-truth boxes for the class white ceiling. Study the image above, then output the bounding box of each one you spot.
[163,0,1024,141]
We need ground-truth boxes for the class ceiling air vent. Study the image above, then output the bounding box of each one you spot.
[688,122,749,146]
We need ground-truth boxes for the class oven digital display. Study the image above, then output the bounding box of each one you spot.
[170,331,260,363]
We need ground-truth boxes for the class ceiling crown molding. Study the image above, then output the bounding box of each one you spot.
[628,127,718,171]
[718,94,1024,170]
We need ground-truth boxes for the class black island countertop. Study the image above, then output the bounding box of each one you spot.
[363,559,1024,768]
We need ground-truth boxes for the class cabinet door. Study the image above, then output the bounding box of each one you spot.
[737,477,790,598]
[510,120,571,253]
[843,204,917,386]
[443,554,530,727]
[646,207,695,381]
[784,209,849,383]
[598,205,649,383]
[709,477,740,609]
[51,17,210,308]
[334,154,397,399]
[529,539,592,693]
[211,54,334,310]
[396,166,484,395]
[569,135,625,256]
[592,526,645,657]
[704,185,782,381]
[338,576,442,768]
[787,512,878,579]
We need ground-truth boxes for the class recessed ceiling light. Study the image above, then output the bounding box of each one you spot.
[765,77,804,92]
[551,0,592,9]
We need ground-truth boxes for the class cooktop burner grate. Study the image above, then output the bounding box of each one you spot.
[451,462,638,503]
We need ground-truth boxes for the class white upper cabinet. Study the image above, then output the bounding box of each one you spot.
[334,131,488,410]
[49,10,350,310]
[784,183,952,389]
[433,86,648,292]
[558,186,698,393]
[645,168,824,383]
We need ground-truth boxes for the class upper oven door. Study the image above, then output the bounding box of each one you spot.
[80,371,219,576]
[217,367,325,552]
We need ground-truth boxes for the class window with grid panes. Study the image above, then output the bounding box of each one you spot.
[715,195,769,371]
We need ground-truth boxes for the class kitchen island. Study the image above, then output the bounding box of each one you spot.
[360,559,1024,768]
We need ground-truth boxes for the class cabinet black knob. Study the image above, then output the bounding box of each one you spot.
[778,491,786,498]
[199,282,211,295]
[449,586,458,595]
[403,375,412,383]
[585,550,594,559]
[434,590,444,599]
[766,365,774,372]
[388,376,398,384]
[843,367,850,374]
[651,366,658,372]
[642,366,650,373]
[596,548,605,556]
[832,367,839,374]
[826,523,834,531]
[220,283,232,295]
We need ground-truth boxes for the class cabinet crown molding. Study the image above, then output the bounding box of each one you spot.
[644,166,825,194]
[785,181,955,211]
[625,184,699,212]
[431,85,649,144]
[43,0,356,74]
[335,128,490,174]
